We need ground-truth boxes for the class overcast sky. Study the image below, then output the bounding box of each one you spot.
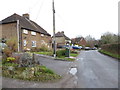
[0,0,119,39]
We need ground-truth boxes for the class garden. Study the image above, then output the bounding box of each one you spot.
[1,39,61,82]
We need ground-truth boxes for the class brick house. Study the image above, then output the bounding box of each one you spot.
[71,37,87,47]
[54,31,71,47]
[0,13,51,51]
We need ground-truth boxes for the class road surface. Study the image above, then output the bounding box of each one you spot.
[76,50,118,88]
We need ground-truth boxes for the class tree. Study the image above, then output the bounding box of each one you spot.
[85,35,96,47]
[100,32,118,45]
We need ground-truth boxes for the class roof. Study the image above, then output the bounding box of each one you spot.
[55,31,70,40]
[0,13,51,36]
[71,37,85,43]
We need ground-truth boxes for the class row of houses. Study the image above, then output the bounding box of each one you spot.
[0,13,87,51]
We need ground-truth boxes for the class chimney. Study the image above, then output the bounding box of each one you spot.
[23,13,30,19]
[61,31,64,33]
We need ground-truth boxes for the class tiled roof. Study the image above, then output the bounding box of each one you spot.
[0,13,51,36]
[55,31,70,40]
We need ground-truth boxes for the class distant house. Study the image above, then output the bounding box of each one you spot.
[71,37,87,47]
[54,31,71,47]
[0,13,51,51]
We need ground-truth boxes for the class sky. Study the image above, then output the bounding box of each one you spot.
[0,0,119,40]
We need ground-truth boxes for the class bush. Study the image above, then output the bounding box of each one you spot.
[101,43,119,55]
[39,45,49,52]
[31,47,39,52]
[3,47,12,57]
[56,49,66,57]
[6,57,15,62]
[19,52,39,67]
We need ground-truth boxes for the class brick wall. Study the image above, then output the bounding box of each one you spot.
[0,23,17,40]
[22,29,51,51]
[55,37,65,46]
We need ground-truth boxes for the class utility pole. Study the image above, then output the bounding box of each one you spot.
[53,0,56,58]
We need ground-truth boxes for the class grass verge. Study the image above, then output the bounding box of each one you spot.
[99,49,120,60]
[55,57,75,61]
[70,53,78,57]
[34,52,52,56]
[2,63,61,82]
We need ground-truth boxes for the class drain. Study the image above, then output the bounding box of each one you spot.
[69,68,77,75]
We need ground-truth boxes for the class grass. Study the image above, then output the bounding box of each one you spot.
[99,49,120,60]
[55,57,75,61]
[2,63,61,82]
[70,53,78,57]
[34,51,79,61]
[34,52,53,56]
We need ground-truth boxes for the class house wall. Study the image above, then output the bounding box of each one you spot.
[0,23,17,40]
[22,29,51,51]
[79,38,87,46]
[55,37,65,46]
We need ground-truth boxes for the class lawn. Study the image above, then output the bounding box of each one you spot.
[70,53,79,57]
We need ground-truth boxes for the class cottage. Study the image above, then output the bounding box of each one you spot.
[0,13,51,51]
[54,31,71,48]
[71,37,87,47]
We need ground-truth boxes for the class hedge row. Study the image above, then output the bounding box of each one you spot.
[101,43,120,55]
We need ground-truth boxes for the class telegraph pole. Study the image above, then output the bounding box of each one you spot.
[53,0,56,58]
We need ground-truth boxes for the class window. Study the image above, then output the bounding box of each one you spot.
[23,29,28,34]
[41,34,44,37]
[31,31,36,35]
[32,41,36,47]
[23,40,27,46]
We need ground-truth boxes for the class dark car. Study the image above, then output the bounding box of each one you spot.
[72,46,82,49]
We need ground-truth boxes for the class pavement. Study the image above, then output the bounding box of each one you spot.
[2,54,78,88]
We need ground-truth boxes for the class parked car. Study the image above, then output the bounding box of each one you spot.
[72,46,82,49]
[92,47,97,50]
[84,47,91,50]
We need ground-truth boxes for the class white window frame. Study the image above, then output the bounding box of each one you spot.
[32,41,36,47]
[31,31,36,35]
[23,40,27,46]
[23,29,28,34]
[41,34,44,37]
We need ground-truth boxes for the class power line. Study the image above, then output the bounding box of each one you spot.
[35,0,45,21]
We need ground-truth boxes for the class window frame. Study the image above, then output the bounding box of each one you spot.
[23,29,28,34]
[32,41,36,47]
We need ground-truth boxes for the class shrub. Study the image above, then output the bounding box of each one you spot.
[39,45,49,52]
[3,47,12,57]
[56,49,66,57]
[101,43,119,55]
[6,57,15,62]
[19,52,39,67]
[6,38,18,52]
[31,47,39,52]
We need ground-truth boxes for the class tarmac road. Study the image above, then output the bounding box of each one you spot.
[76,50,118,88]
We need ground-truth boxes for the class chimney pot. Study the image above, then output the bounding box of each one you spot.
[23,13,30,19]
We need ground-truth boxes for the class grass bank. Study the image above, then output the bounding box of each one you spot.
[99,49,120,60]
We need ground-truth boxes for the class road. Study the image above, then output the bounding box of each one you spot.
[76,50,118,88]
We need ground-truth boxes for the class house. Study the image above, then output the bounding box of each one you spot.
[71,37,87,47]
[54,31,71,47]
[0,13,51,51]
